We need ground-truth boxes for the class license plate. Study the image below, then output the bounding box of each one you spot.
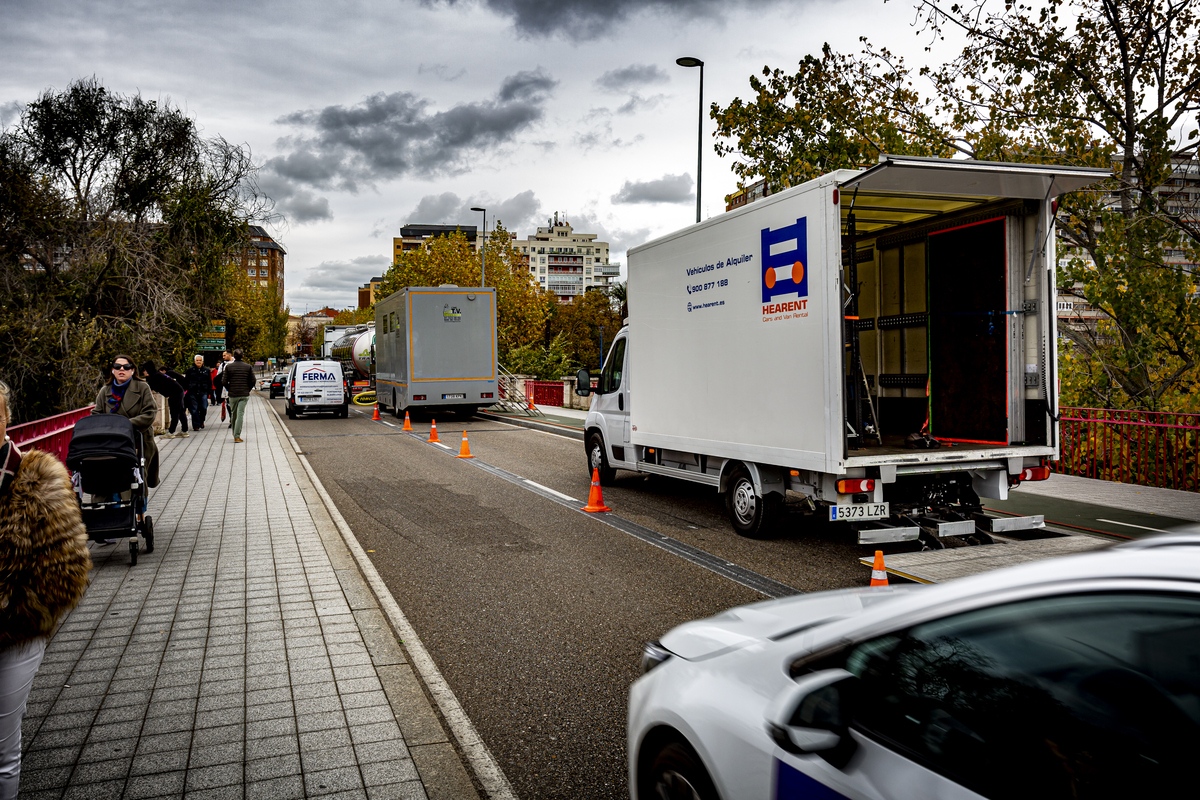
[300,395,320,402]
[442,393,465,399]
[830,502,889,522]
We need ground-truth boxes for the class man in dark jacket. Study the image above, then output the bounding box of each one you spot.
[140,360,188,438]
[183,355,214,430]
[222,349,257,443]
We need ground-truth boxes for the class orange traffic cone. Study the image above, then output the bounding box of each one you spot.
[869,550,889,587]
[428,419,440,443]
[402,411,413,432]
[372,403,381,421]
[581,468,611,513]
[456,431,475,458]
[527,394,536,411]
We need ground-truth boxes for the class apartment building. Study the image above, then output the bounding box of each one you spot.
[238,225,286,295]
[392,224,479,262]
[513,213,621,303]
[358,276,385,309]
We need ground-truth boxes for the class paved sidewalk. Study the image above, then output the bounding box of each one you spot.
[17,395,480,800]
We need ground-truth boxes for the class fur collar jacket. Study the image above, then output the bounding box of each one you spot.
[0,447,92,651]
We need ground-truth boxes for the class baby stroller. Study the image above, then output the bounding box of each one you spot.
[66,414,154,565]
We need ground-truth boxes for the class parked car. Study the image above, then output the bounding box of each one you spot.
[268,371,287,399]
[628,533,1200,800]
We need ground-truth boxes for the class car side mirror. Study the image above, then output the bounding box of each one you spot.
[765,668,856,764]
[575,368,594,396]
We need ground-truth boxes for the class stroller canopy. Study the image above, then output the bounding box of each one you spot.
[67,413,138,472]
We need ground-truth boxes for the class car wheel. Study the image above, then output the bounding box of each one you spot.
[724,464,780,538]
[646,741,719,800]
[338,403,349,419]
[286,403,296,420]
[586,431,616,486]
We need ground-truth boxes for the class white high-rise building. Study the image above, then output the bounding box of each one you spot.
[513,213,621,303]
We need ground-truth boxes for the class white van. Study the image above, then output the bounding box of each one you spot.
[284,359,349,419]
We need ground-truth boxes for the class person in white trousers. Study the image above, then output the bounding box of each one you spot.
[0,381,91,800]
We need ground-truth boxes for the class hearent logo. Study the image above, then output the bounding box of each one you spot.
[761,218,808,303]
[302,370,336,381]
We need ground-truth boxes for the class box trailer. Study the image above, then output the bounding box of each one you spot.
[576,155,1109,544]
[374,286,498,416]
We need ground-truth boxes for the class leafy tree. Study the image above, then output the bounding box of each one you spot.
[378,223,552,361]
[608,280,629,319]
[332,308,374,325]
[545,290,624,371]
[504,332,578,379]
[711,0,1200,410]
[227,278,289,363]
[0,78,268,421]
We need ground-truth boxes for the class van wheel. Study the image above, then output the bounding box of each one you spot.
[586,432,616,486]
[286,403,296,420]
[725,465,780,538]
[338,403,349,419]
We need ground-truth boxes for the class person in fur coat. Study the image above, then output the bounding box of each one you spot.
[0,380,92,800]
[92,355,159,489]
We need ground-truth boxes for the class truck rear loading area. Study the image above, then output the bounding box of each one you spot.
[584,155,1110,546]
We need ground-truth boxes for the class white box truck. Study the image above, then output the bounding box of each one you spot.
[374,286,499,417]
[576,155,1108,544]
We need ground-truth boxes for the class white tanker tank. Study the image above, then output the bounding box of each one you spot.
[329,326,374,383]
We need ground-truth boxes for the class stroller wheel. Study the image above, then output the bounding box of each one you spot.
[129,539,139,566]
[144,515,155,553]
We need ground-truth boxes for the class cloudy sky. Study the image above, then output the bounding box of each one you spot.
[2,0,935,311]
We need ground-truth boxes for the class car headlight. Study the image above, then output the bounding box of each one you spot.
[641,640,673,675]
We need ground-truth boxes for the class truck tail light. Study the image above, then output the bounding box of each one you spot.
[480,392,494,399]
[413,395,426,401]
[1019,466,1051,481]
[836,478,875,494]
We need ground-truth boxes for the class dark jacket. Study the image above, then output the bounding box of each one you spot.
[144,370,184,403]
[93,378,159,488]
[184,365,214,396]
[0,447,92,651]
[223,360,256,397]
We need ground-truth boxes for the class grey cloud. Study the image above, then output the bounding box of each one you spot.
[595,64,668,93]
[290,254,392,308]
[611,173,693,204]
[404,190,543,235]
[418,63,466,81]
[256,171,333,224]
[575,121,642,151]
[616,93,664,115]
[264,70,556,194]
[429,0,738,39]
[0,100,23,129]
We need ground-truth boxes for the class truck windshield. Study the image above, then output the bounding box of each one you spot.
[600,338,626,394]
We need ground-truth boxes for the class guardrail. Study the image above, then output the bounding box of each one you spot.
[1056,407,1200,492]
[8,406,94,463]
[527,381,565,407]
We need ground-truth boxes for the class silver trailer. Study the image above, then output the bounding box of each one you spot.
[374,286,498,416]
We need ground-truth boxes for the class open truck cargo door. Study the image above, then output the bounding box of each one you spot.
[842,154,1110,200]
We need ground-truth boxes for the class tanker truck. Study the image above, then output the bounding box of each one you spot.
[329,325,375,397]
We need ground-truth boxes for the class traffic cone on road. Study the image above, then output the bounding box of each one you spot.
[456,431,475,458]
[372,403,381,421]
[527,394,536,411]
[869,550,889,587]
[402,411,412,432]
[428,420,440,443]
[581,468,612,513]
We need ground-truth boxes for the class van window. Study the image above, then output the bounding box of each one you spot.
[600,337,626,394]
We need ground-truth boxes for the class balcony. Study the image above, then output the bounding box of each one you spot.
[548,283,582,295]
[595,263,621,277]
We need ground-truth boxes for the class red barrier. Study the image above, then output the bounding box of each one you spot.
[8,406,93,463]
[1056,407,1200,492]
[526,381,565,407]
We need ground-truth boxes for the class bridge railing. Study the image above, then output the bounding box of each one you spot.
[526,381,565,407]
[7,406,94,463]
[1056,407,1200,492]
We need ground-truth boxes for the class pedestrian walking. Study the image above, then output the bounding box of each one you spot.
[0,380,92,800]
[93,355,160,488]
[214,350,233,427]
[223,349,256,443]
[184,355,214,430]
[140,361,188,438]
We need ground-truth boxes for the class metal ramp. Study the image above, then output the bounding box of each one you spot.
[859,535,1109,584]
[492,363,546,417]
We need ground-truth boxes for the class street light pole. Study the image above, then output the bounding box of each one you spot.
[470,207,486,286]
[676,56,704,224]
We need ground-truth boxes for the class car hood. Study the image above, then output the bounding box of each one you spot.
[660,585,921,661]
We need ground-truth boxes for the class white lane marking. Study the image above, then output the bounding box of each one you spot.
[381,421,396,427]
[266,398,516,800]
[522,480,580,503]
[1096,518,1172,534]
[432,442,452,450]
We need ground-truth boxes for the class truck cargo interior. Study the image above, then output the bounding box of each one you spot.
[837,165,1056,456]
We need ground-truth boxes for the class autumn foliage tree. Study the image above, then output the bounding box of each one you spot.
[712,0,1200,410]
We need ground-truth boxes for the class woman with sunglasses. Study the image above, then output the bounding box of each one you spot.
[91,356,159,489]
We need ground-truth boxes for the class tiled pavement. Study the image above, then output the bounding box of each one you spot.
[18,396,481,800]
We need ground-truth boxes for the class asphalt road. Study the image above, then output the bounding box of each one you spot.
[270,399,900,799]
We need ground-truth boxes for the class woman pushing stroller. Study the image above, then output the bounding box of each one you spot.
[92,355,159,489]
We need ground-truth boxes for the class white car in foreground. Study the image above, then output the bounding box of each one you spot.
[629,534,1200,800]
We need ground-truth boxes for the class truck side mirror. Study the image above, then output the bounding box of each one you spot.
[764,668,857,767]
[575,369,594,396]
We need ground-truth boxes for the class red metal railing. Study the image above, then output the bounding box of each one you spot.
[8,406,94,463]
[526,381,565,407]
[1056,407,1200,492]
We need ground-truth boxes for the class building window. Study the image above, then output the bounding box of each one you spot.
[247,269,255,277]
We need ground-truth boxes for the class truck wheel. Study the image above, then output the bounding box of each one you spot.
[725,465,780,538]
[586,432,616,486]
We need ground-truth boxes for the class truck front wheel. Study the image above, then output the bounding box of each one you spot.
[586,432,616,486]
[725,465,780,538]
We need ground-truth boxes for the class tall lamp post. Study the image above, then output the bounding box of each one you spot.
[470,206,486,286]
[676,56,704,224]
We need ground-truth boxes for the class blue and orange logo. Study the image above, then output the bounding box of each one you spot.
[761,218,808,303]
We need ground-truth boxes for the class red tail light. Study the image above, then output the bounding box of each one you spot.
[480,392,494,399]
[836,479,875,494]
[1019,466,1051,481]
[413,395,426,401]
